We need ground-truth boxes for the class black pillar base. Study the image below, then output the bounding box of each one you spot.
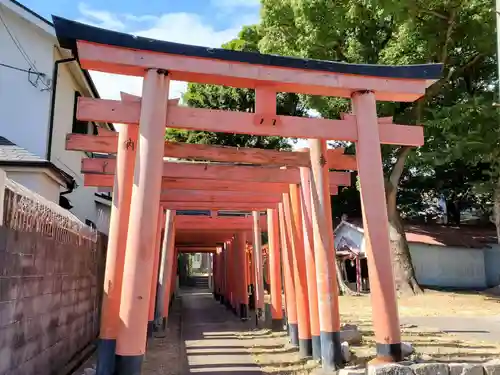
[289,323,299,347]
[271,318,284,332]
[248,284,255,310]
[320,331,343,371]
[299,338,313,359]
[146,321,154,339]
[156,316,167,332]
[255,308,266,327]
[264,303,273,328]
[239,303,248,320]
[376,342,403,362]
[312,335,321,360]
[96,338,116,375]
[115,354,143,375]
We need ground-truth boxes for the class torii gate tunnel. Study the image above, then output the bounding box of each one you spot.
[53,15,442,375]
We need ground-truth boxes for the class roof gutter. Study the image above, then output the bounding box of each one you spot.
[46,57,76,162]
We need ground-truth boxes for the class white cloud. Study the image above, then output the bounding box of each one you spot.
[77,3,252,101]
[77,3,126,31]
[122,14,158,23]
[291,139,309,151]
[210,0,261,25]
[135,13,241,48]
[88,71,188,102]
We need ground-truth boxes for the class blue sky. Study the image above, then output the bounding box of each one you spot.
[19,0,261,100]
[23,0,260,32]
[20,0,311,149]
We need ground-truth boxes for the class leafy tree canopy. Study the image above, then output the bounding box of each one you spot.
[259,0,498,220]
[168,25,307,151]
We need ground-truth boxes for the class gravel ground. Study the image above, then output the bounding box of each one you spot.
[142,297,187,375]
[72,297,186,375]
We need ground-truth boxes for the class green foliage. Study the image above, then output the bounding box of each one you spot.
[169,24,306,151]
[259,0,499,219]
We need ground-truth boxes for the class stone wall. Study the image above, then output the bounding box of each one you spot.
[0,227,106,375]
[358,360,500,375]
[483,247,500,287]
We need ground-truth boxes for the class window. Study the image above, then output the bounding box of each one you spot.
[72,92,89,134]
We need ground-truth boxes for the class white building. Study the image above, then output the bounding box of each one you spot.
[0,0,113,234]
[334,219,500,290]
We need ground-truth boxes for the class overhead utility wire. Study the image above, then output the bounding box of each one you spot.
[0,62,46,76]
[0,8,51,90]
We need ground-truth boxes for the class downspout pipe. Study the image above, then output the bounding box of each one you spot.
[46,57,76,162]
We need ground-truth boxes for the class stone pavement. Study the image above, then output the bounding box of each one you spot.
[181,288,263,374]
[401,316,500,343]
[73,289,263,375]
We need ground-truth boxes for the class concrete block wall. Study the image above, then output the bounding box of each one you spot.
[409,244,487,289]
[0,227,105,375]
[484,247,500,287]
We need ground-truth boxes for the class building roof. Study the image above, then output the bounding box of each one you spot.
[7,0,52,27]
[404,224,497,249]
[52,16,443,81]
[337,219,497,249]
[0,136,47,162]
[0,136,74,187]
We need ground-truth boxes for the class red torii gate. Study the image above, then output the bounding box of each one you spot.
[53,15,441,375]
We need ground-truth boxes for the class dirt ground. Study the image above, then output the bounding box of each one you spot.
[141,298,186,375]
[340,289,500,318]
[72,297,185,375]
[72,290,500,375]
[247,290,500,374]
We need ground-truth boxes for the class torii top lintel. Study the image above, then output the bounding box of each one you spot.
[52,16,442,102]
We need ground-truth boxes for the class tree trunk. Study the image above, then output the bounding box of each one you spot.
[494,176,500,244]
[336,259,357,296]
[385,147,423,295]
[386,201,423,295]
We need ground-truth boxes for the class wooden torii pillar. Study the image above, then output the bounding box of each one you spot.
[267,207,283,331]
[54,15,441,374]
[95,123,137,375]
[156,209,176,329]
[299,165,322,360]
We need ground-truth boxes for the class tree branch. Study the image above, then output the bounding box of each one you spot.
[378,23,394,53]
[426,53,485,98]
[441,9,457,65]
[389,147,412,188]
[419,8,448,20]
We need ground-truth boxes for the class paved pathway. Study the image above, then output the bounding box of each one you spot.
[401,316,500,343]
[181,288,263,374]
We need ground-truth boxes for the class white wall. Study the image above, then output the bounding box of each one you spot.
[483,247,500,287]
[335,223,488,289]
[4,169,60,203]
[95,201,111,235]
[50,58,101,225]
[409,243,487,289]
[0,4,53,158]
[0,3,110,232]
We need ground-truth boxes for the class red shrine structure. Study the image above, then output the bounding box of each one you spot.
[53,15,442,375]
